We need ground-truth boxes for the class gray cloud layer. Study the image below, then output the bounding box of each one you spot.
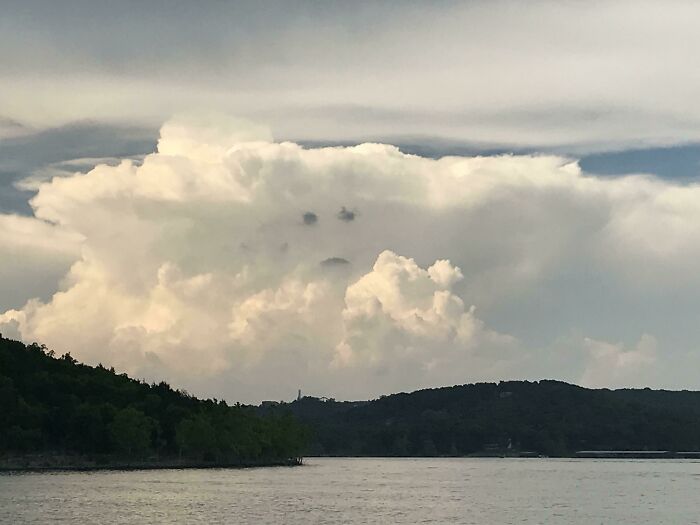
[3,1,700,151]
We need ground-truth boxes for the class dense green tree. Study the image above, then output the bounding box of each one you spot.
[0,335,307,464]
[176,414,217,460]
[281,380,700,457]
[9,331,700,462]
[109,407,154,456]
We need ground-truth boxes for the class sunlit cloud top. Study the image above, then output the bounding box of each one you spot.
[3,115,700,401]
[3,2,700,402]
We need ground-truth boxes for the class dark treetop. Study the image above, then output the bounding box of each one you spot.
[0,336,307,466]
[272,381,700,457]
[5,334,700,462]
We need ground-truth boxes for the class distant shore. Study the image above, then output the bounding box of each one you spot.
[0,455,303,472]
[306,452,700,460]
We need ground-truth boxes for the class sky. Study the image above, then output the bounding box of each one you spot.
[2,1,700,402]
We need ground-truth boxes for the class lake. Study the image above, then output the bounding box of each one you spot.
[1,458,699,524]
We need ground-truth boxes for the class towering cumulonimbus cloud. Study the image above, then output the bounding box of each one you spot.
[335,251,515,382]
[2,115,700,401]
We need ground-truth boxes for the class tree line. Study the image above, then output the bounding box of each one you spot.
[278,380,700,457]
[0,336,307,464]
[6,332,700,461]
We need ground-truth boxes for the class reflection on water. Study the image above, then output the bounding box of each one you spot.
[1,458,699,524]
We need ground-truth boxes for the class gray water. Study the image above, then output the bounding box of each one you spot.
[1,458,699,524]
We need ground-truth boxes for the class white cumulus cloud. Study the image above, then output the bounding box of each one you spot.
[2,115,700,401]
[580,334,658,389]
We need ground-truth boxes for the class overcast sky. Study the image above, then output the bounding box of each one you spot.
[2,1,700,402]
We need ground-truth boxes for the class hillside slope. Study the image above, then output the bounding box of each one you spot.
[279,381,700,456]
[0,336,306,468]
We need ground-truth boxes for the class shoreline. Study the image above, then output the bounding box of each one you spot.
[6,452,700,473]
[305,453,700,460]
[0,455,303,473]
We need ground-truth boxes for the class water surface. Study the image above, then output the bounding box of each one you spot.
[1,458,698,524]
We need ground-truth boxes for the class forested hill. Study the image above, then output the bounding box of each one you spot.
[0,336,307,468]
[276,381,700,457]
[6,333,700,463]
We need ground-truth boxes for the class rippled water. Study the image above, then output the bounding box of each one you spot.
[1,458,699,524]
